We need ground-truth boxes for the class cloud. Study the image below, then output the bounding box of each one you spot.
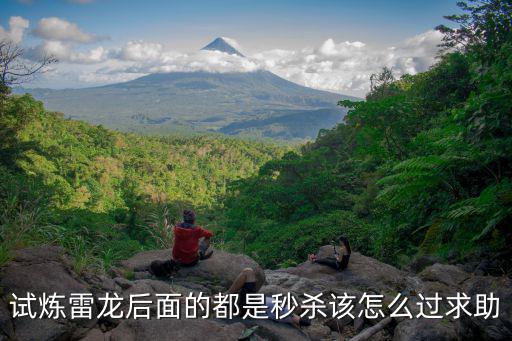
[27,41,108,64]
[252,30,443,95]
[100,31,442,95]
[32,17,105,43]
[30,30,443,96]
[108,40,259,74]
[0,16,30,43]
[112,41,164,62]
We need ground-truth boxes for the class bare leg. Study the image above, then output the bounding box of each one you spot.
[227,268,256,294]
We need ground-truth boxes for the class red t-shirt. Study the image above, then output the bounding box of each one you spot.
[172,224,213,265]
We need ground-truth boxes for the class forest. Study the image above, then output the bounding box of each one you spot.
[0,1,511,275]
[0,95,286,271]
[221,0,512,269]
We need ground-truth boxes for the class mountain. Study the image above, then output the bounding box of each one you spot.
[17,38,358,140]
[201,37,244,57]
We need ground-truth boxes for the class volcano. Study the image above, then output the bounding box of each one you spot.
[18,38,358,140]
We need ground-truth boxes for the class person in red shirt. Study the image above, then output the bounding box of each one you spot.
[172,210,213,266]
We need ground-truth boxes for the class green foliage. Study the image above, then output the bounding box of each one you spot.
[223,1,512,267]
[0,94,285,268]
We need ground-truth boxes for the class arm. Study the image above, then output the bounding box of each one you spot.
[198,226,213,241]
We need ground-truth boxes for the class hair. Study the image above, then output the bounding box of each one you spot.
[183,210,196,223]
[338,235,352,254]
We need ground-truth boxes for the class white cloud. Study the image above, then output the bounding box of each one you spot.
[252,30,443,96]
[33,17,104,43]
[113,41,164,62]
[0,16,30,43]
[28,41,108,64]
[28,30,443,96]
[108,40,259,74]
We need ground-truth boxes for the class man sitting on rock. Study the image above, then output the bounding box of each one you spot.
[150,210,213,278]
[227,268,311,329]
[172,210,214,266]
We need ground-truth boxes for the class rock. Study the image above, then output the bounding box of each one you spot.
[119,250,169,272]
[306,322,332,340]
[228,318,311,341]
[120,248,266,292]
[0,245,97,341]
[11,245,69,264]
[393,319,457,341]
[0,300,14,339]
[79,328,108,341]
[283,248,408,293]
[110,318,246,341]
[114,277,133,290]
[419,263,470,288]
[458,275,512,340]
[83,272,121,293]
[405,254,441,273]
[122,279,171,296]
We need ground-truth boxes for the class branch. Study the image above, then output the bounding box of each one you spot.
[348,317,393,341]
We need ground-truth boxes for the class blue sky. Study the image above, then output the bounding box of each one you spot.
[1,0,462,96]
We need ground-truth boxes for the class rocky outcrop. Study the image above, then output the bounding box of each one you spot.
[393,319,458,341]
[0,245,97,341]
[283,248,407,293]
[119,248,266,292]
[458,275,512,340]
[109,319,247,341]
[0,244,510,341]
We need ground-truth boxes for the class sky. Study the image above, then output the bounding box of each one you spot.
[1,0,461,96]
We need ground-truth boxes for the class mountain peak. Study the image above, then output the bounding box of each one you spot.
[201,37,244,57]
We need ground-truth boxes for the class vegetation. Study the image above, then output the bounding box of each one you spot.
[1,0,510,274]
[222,0,512,268]
[0,94,286,270]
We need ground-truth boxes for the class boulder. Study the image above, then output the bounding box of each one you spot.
[228,318,311,341]
[458,275,512,340]
[79,328,108,341]
[419,263,470,288]
[0,299,14,339]
[405,254,442,273]
[120,248,266,292]
[284,248,407,293]
[109,318,246,341]
[0,245,98,341]
[393,319,457,341]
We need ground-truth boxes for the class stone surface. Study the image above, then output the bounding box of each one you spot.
[458,275,512,340]
[229,318,311,341]
[284,249,407,293]
[0,300,14,339]
[120,248,266,292]
[393,319,457,341]
[419,263,470,287]
[110,318,246,341]
[2,243,511,341]
[0,245,97,341]
[79,328,108,341]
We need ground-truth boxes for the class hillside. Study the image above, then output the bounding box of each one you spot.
[220,9,512,272]
[0,94,287,267]
[19,70,353,139]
